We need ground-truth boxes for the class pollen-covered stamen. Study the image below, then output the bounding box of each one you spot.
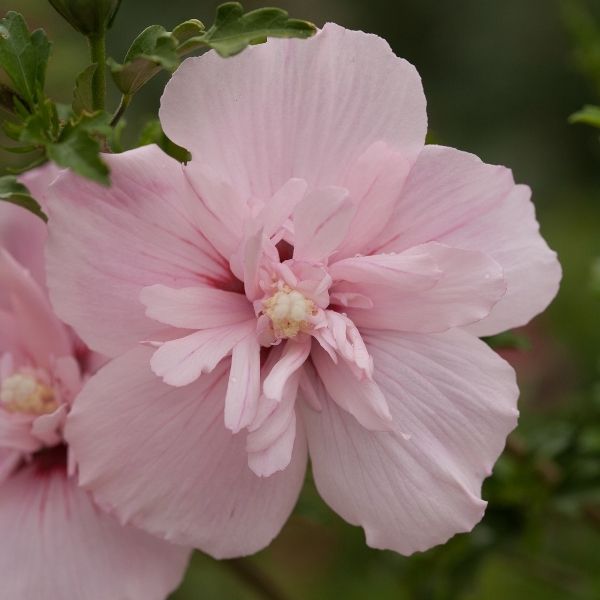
[263,286,316,339]
[0,372,58,415]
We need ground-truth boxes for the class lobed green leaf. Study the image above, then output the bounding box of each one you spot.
[0,174,47,221]
[47,112,112,185]
[73,63,98,115]
[197,2,317,57]
[108,25,180,95]
[0,12,51,108]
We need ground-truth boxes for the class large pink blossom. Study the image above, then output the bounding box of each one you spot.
[46,24,561,557]
[0,165,190,599]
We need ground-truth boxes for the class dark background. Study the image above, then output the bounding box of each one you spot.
[2,1,600,598]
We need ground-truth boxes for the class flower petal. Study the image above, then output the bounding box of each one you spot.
[262,338,311,402]
[141,284,252,330]
[46,145,230,357]
[301,328,518,555]
[335,142,411,258]
[160,23,426,198]
[0,249,72,367]
[247,373,299,478]
[66,346,307,558]
[150,321,255,387]
[311,343,392,431]
[225,333,261,433]
[377,145,560,334]
[333,242,506,333]
[293,187,354,263]
[0,465,190,600]
[457,185,562,336]
[256,177,308,239]
[183,162,249,259]
[0,164,59,290]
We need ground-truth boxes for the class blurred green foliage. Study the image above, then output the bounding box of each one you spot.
[1,0,599,598]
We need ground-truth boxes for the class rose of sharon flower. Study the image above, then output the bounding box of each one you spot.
[46,24,561,557]
[0,165,190,599]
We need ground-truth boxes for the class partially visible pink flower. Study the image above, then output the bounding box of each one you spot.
[0,165,190,600]
[47,24,561,557]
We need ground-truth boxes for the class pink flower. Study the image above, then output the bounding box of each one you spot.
[0,165,190,599]
[46,24,561,557]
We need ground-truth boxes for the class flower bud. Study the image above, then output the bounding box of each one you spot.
[48,0,121,36]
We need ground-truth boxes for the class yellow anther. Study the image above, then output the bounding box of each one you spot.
[263,287,315,338]
[0,372,58,415]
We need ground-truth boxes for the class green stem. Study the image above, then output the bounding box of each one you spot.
[110,94,132,127]
[88,31,107,111]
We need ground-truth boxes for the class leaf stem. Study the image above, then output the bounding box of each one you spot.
[110,94,132,127]
[223,558,290,600]
[88,31,107,111]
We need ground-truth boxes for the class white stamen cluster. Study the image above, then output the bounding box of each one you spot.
[263,286,316,338]
[0,372,57,415]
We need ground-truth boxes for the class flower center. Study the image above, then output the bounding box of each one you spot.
[263,286,316,339]
[0,372,58,415]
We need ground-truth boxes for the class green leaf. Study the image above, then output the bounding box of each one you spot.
[172,19,205,51]
[107,3,315,98]
[0,174,47,221]
[0,12,51,108]
[196,2,317,58]
[569,104,600,128]
[137,118,191,163]
[47,112,111,185]
[73,64,98,115]
[18,98,60,146]
[483,331,532,352]
[108,25,179,95]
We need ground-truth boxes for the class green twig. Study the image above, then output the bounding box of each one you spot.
[110,93,131,126]
[88,31,107,111]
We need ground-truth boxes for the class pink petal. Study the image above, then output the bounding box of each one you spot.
[0,410,41,453]
[301,328,518,555]
[160,23,426,199]
[3,163,59,260]
[141,284,252,329]
[150,321,255,387]
[0,249,72,367]
[247,390,298,478]
[183,162,249,259]
[242,226,265,301]
[335,142,411,258]
[0,310,21,357]
[66,347,307,558]
[311,343,392,431]
[376,145,515,252]
[0,465,190,600]
[17,162,62,212]
[262,338,311,402]
[46,145,230,357]
[293,187,354,262]
[314,311,373,379]
[225,333,261,433]
[31,404,68,446]
[334,242,506,333]
[0,449,20,483]
[376,145,560,334]
[256,178,308,238]
[0,164,59,290]
[456,185,562,336]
